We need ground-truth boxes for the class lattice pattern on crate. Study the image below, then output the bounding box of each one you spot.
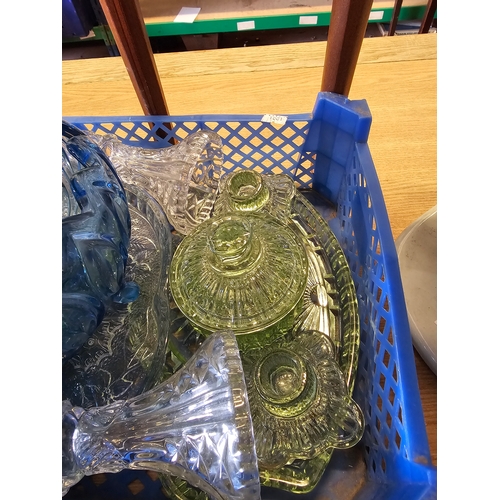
[336,152,408,483]
[78,118,314,189]
[294,150,317,188]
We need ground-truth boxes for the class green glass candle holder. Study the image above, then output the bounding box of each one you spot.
[214,170,354,363]
[213,170,296,223]
[242,330,364,470]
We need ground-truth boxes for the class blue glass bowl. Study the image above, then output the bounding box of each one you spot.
[62,121,139,362]
[62,182,172,408]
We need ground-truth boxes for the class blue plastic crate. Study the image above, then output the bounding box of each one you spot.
[64,92,437,499]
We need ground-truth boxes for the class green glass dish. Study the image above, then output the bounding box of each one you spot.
[291,225,341,354]
[258,190,361,493]
[169,212,309,352]
[290,191,360,395]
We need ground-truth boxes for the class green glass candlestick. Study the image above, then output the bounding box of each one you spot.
[214,171,349,356]
[213,170,296,222]
[242,330,364,470]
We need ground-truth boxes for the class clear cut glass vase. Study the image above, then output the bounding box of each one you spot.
[87,128,224,235]
[62,330,261,500]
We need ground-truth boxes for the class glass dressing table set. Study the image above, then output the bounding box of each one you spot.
[62,118,364,500]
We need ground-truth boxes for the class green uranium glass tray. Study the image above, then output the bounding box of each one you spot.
[162,186,361,496]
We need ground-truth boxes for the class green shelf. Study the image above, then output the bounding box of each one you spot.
[88,4,430,41]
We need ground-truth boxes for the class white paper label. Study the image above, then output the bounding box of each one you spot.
[262,114,287,125]
[174,7,201,23]
[237,20,255,31]
[299,16,318,25]
[369,11,384,21]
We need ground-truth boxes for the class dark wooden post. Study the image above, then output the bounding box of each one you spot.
[419,0,437,34]
[98,0,170,117]
[388,0,403,36]
[321,0,374,96]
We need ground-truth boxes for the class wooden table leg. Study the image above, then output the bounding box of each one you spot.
[321,0,374,97]
[419,0,437,34]
[98,0,170,117]
[388,0,403,36]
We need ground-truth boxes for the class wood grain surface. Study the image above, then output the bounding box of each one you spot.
[62,33,437,465]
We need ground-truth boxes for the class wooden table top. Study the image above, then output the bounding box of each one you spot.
[62,33,437,466]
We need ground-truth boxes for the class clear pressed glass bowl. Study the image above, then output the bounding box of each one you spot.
[62,183,172,408]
